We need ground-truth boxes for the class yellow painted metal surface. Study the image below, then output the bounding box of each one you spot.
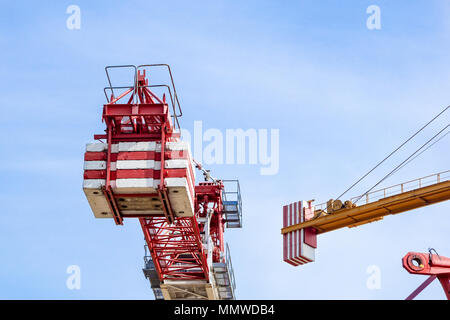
[281,177,450,235]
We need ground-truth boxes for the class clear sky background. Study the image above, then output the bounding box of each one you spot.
[0,0,449,299]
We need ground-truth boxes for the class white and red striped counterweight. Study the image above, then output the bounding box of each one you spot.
[283,201,317,266]
[83,140,196,219]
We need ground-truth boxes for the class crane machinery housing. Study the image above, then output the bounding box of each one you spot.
[82,64,243,300]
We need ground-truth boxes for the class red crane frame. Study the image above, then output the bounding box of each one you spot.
[93,65,228,284]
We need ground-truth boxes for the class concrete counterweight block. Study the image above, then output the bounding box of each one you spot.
[164,177,195,217]
[163,141,196,217]
[83,141,197,219]
[83,143,113,219]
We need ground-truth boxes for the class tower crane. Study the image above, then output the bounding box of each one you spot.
[281,106,449,298]
[83,65,243,300]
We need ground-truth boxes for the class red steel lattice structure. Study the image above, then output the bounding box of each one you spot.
[140,217,209,281]
[92,65,230,285]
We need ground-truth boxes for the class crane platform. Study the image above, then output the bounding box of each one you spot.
[282,170,450,235]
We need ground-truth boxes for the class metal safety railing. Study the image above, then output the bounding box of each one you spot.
[222,180,243,228]
[142,243,164,300]
[103,64,182,130]
[225,243,236,292]
[315,170,450,212]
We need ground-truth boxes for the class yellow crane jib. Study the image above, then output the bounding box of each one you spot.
[281,171,450,236]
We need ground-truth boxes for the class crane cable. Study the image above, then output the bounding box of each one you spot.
[192,159,218,183]
[352,123,449,204]
[387,128,450,177]
[335,105,449,201]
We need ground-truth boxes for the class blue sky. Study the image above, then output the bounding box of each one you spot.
[0,0,449,299]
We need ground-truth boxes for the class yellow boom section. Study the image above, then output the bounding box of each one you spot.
[281,171,450,235]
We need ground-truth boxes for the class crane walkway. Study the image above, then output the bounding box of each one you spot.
[281,170,450,234]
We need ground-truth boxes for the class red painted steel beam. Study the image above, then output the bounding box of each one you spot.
[140,216,209,281]
[403,252,450,300]
[405,275,436,300]
[194,182,225,263]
